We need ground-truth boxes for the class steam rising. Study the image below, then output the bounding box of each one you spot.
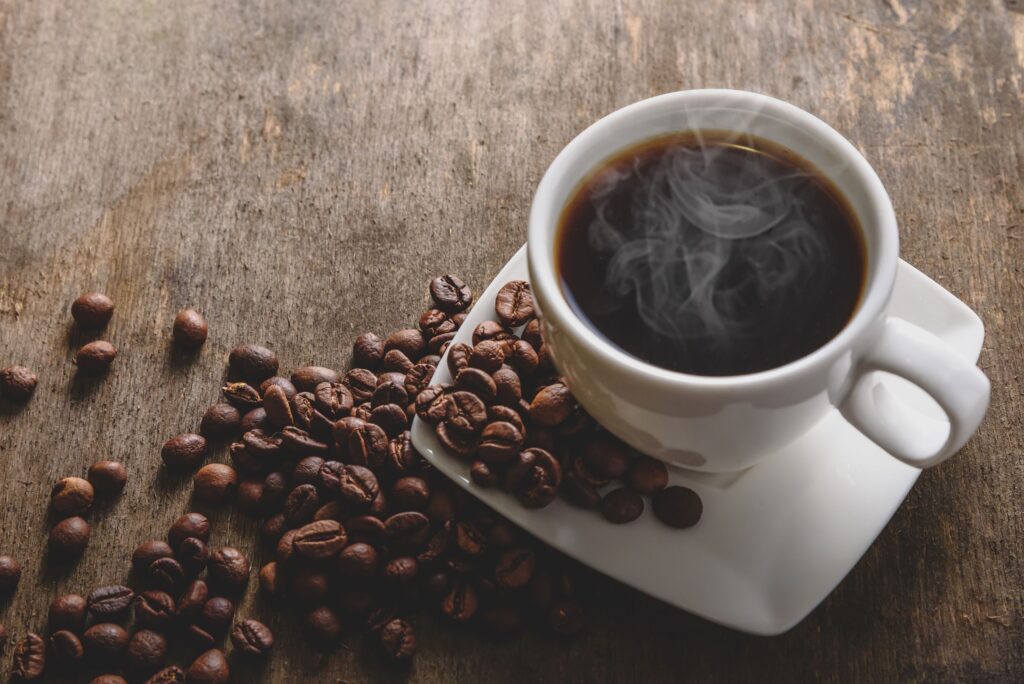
[586,137,828,345]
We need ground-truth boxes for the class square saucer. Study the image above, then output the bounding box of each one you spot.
[410,245,984,635]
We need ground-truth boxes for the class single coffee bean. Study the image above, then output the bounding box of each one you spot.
[239,406,268,432]
[87,461,128,497]
[228,344,278,382]
[75,340,118,373]
[383,556,418,585]
[82,623,129,659]
[352,332,385,368]
[391,476,430,511]
[48,516,91,557]
[469,340,506,373]
[281,425,328,455]
[379,619,417,660]
[314,381,354,418]
[371,380,407,408]
[472,320,515,345]
[293,520,348,559]
[87,585,135,618]
[230,619,274,656]
[283,483,320,526]
[275,529,299,566]
[404,363,434,398]
[514,448,562,509]
[385,329,425,360]
[172,309,208,350]
[291,566,330,605]
[435,421,478,458]
[262,384,294,429]
[261,375,298,398]
[582,434,632,479]
[441,581,478,622]
[263,471,289,505]
[142,666,184,684]
[369,403,408,437]
[259,514,287,548]
[48,593,87,632]
[185,649,230,684]
[430,275,473,313]
[135,590,176,628]
[455,366,497,403]
[257,562,278,596]
[176,580,208,619]
[385,432,420,477]
[508,340,539,376]
[446,390,488,434]
[193,463,238,504]
[344,368,377,403]
[419,308,456,338]
[161,433,207,471]
[487,404,526,434]
[236,479,265,515]
[494,547,536,589]
[384,511,431,552]
[626,456,669,494]
[600,488,645,524]
[303,606,343,647]
[11,632,46,679]
[315,461,344,493]
[455,521,487,557]
[337,465,380,508]
[415,385,452,424]
[521,318,543,348]
[177,537,209,575]
[529,382,576,427]
[446,342,472,377]
[347,421,390,466]
[470,460,498,487]
[132,540,173,573]
[382,348,414,373]
[292,456,325,485]
[51,476,94,517]
[0,555,21,593]
[222,382,261,409]
[200,597,235,635]
[494,280,535,327]
[126,629,167,673]
[50,629,85,665]
[652,486,703,529]
[312,501,344,523]
[207,547,249,592]
[477,421,523,463]
[336,542,379,578]
[71,292,114,328]
[168,512,210,547]
[416,520,452,567]
[284,368,334,395]
[0,365,38,402]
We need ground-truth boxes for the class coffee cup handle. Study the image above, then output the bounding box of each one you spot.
[838,317,990,468]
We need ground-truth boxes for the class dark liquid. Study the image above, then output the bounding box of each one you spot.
[556,131,865,376]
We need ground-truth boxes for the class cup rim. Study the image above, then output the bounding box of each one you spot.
[527,89,899,390]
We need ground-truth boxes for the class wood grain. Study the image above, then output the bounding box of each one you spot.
[0,0,1021,681]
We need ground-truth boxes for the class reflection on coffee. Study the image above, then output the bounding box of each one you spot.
[556,131,865,376]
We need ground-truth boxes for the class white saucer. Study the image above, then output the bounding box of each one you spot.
[410,246,984,636]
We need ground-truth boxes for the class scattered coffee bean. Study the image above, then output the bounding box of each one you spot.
[51,476,95,517]
[161,433,208,471]
[494,280,535,327]
[82,623,129,660]
[207,547,249,592]
[135,590,176,629]
[127,629,168,673]
[48,516,90,557]
[0,555,21,593]
[185,648,230,684]
[228,344,279,382]
[379,619,417,660]
[230,619,274,656]
[652,486,703,528]
[133,540,174,572]
[222,382,261,409]
[71,292,115,329]
[87,460,128,497]
[76,340,118,373]
[177,580,208,620]
[0,365,38,402]
[168,513,211,547]
[430,275,473,313]
[11,632,46,679]
[600,488,645,524]
[193,464,238,505]
[88,585,136,618]
[48,593,87,632]
[172,309,208,350]
[199,404,241,440]
[352,333,385,368]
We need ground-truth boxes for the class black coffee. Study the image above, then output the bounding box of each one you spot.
[557,131,865,376]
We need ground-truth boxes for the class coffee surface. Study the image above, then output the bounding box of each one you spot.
[557,131,865,376]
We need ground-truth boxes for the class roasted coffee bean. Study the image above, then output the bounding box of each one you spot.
[455,521,487,556]
[0,365,38,402]
[372,380,408,408]
[275,530,299,566]
[261,384,294,429]
[469,340,506,373]
[312,500,344,522]
[421,353,442,366]
[48,594,87,633]
[494,280,535,327]
[508,340,540,376]
[239,406,268,433]
[415,385,452,424]
[369,403,408,437]
[343,414,391,462]
[386,432,420,477]
[521,318,543,348]
[337,465,380,508]
[200,597,235,635]
[583,434,632,479]
[50,629,85,665]
[385,511,431,552]
[193,463,238,504]
[135,590,176,628]
[311,382,353,420]
[228,344,278,382]
[419,308,456,338]
[391,476,430,511]
[560,404,595,439]
[236,480,265,515]
[75,340,117,372]
[379,619,417,660]
[185,649,230,684]
[344,368,377,403]
[71,292,114,328]
[404,363,434,398]
[600,488,644,524]
[370,489,389,518]
[477,421,523,463]
[0,555,20,594]
[48,516,90,556]
[447,391,487,434]
[487,404,526,434]
[293,520,348,559]
[435,421,478,459]
[415,521,451,567]
[529,382,575,427]
[561,472,601,509]
[493,366,523,406]
[291,366,339,392]
[365,603,400,633]
[345,515,387,544]
[133,540,173,573]
[88,585,135,617]
[87,460,128,497]
[445,342,471,376]
[316,460,344,492]
[82,623,129,659]
[177,580,208,619]
[222,382,261,410]
[230,619,274,656]
[383,556,418,585]
[570,454,609,488]
[513,448,562,508]
[242,428,284,458]
[292,456,325,485]
[12,632,45,679]
[187,623,216,648]
[336,542,379,578]
[172,309,208,350]
[652,486,703,528]
[455,367,498,403]
[177,537,209,574]
[147,556,186,591]
[385,328,425,360]
[207,547,250,592]
[126,629,167,673]
[291,567,330,605]
[352,332,385,368]
[429,330,456,356]
[441,581,478,622]
[259,515,286,547]
[304,606,343,647]
[472,320,515,345]
[430,275,473,312]
[283,483,320,526]
[626,456,669,494]
[143,666,184,684]
[280,425,328,455]
[382,348,414,373]
[168,512,210,547]
[257,563,278,596]
[494,547,536,589]
[260,375,298,398]
[161,433,208,471]
[262,472,289,506]
[51,476,94,517]
[470,460,498,487]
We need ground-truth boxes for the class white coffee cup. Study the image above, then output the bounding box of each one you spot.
[527,89,990,473]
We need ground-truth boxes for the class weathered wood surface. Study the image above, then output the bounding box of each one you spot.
[0,0,1021,681]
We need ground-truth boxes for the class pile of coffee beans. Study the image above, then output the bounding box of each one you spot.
[47,461,128,558]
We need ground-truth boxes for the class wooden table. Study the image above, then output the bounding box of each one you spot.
[1,1,1021,681]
